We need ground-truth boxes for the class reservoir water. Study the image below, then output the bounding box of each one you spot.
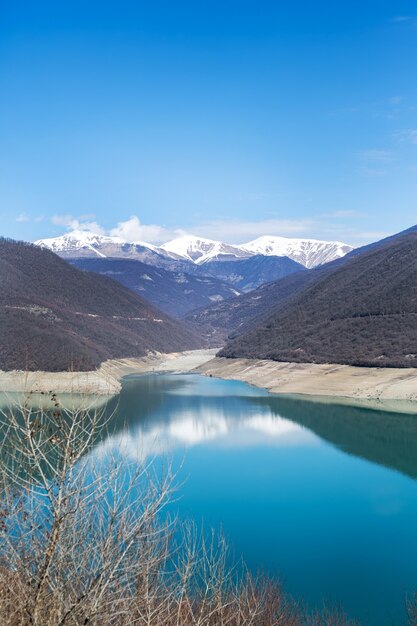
[88,374,417,624]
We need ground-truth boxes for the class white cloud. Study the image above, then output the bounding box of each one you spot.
[51,214,105,235]
[109,216,184,244]
[50,213,181,243]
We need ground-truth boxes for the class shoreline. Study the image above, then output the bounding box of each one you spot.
[0,350,217,396]
[196,357,417,413]
[1,350,417,413]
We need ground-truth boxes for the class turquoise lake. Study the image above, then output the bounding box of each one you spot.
[93,373,417,625]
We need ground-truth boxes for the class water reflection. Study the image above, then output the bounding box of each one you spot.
[91,374,417,481]
[3,374,417,481]
[91,374,315,462]
[250,394,417,479]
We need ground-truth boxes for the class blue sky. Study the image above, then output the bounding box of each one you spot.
[1,1,416,245]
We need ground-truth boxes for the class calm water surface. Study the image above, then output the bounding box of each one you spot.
[92,374,417,625]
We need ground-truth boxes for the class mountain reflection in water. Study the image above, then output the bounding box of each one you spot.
[91,374,417,481]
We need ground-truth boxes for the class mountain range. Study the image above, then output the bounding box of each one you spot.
[36,231,353,269]
[35,231,352,294]
[3,224,416,373]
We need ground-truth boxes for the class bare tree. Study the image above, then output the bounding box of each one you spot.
[0,392,177,626]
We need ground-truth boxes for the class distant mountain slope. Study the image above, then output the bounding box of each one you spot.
[185,269,314,345]
[198,254,305,292]
[70,258,240,318]
[219,230,417,367]
[0,239,202,372]
[241,236,353,268]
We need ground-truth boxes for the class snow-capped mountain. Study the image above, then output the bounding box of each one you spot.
[161,234,353,268]
[241,236,353,269]
[35,230,353,269]
[36,231,126,257]
[161,235,250,264]
[35,231,182,265]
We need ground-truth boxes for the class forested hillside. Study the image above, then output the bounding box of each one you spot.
[219,231,417,367]
[0,239,202,371]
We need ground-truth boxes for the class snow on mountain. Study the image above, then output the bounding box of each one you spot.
[35,231,125,257]
[162,234,353,267]
[34,231,178,263]
[241,236,353,269]
[160,235,250,264]
[35,231,353,269]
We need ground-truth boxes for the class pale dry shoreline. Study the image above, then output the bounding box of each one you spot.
[1,350,417,412]
[196,357,417,413]
[0,350,218,396]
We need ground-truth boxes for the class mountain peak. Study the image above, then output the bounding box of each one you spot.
[161,235,249,264]
[35,230,124,257]
[35,230,164,259]
[242,236,353,269]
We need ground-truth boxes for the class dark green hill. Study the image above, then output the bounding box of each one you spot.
[0,239,202,371]
[219,230,417,367]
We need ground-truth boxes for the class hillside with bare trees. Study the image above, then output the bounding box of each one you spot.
[220,229,417,367]
[0,239,202,371]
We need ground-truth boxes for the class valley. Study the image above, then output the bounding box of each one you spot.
[3,8,416,625]
[2,223,417,385]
